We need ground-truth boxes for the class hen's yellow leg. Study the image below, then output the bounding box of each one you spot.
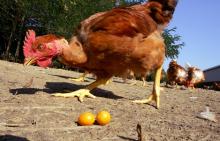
[52,77,111,102]
[130,79,137,86]
[133,66,162,109]
[142,77,146,87]
[69,71,89,82]
[129,74,137,86]
[129,77,145,86]
[105,78,112,85]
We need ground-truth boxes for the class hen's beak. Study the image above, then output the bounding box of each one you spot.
[24,57,37,66]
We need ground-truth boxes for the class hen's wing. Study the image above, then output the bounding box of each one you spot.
[79,8,158,56]
[90,8,156,37]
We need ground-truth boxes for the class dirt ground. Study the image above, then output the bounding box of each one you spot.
[0,60,219,141]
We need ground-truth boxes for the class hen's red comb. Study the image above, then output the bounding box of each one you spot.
[23,30,36,57]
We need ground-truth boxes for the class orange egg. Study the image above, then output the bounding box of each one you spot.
[78,112,95,126]
[96,111,111,125]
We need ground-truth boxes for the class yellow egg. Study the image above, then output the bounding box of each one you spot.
[78,112,95,126]
[96,111,111,126]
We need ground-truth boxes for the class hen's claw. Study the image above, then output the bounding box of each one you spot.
[51,89,96,102]
[69,72,89,82]
[133,66,162,109]
[69,77,85,82]
[129,80,137,86]
[132,93,159,108]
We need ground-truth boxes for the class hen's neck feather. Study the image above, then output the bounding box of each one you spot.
[59,37,87,66]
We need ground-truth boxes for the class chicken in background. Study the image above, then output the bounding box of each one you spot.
[23,0,178,108]
[122,70,146,86]
[166,60,188,87]
[213,82,220,91]
[166,60,205,89]
[186,67,205,88]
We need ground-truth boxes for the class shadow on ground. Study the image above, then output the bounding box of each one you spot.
[0,135,30,141]
[117,135,136,141]
[49,74,94,82]
[9,82,124,100]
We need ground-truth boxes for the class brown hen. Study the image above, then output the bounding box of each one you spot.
[23,0,178,108]
[166,60,188,86]
[186,67,205,88]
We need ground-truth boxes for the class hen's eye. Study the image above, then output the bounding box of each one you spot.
[38,44,43,50]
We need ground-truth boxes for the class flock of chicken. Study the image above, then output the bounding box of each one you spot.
[166,60,205,88]
[22,0,205,109]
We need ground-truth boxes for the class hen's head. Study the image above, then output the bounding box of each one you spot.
[147,0,178,26]
[169,60,177,67]
[23,30,67,68]
[148,0,178,12]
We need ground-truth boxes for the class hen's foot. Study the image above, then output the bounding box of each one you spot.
[69,77,85,82]
[130,81,137,86]
[105,79,112,85]
[51,89,96,102]
[133,93,159,109]
[142,81,146,87]
[69,72,89,82]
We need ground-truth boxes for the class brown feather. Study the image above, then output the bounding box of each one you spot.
[59,0,178,79]
[23,0,178,80]
[167,60,188,85]
[186,67,205,88]
[33,34,62,49]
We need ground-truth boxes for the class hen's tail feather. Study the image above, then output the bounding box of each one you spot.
[185,62,192,70]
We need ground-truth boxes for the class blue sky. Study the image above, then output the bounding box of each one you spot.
[164,0,220,70]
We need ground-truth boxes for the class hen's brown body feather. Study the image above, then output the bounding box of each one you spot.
[60,2,170,79]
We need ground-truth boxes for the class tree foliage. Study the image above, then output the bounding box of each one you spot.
[163,27,185,59]
[0,0,114,62]
[0,0,183,64]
